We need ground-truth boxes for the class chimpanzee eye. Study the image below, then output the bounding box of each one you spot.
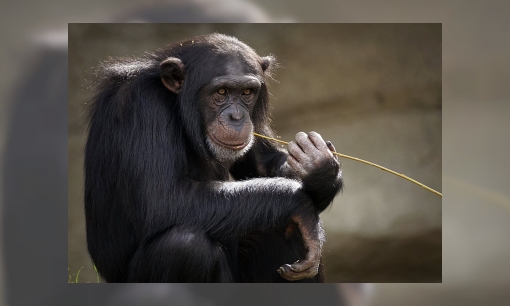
[242,89,252,95]
[217,88,226,95]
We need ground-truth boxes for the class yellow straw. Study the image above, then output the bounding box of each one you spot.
[253,132,442,197]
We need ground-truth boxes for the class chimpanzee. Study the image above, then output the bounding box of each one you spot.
[85,33,342,282]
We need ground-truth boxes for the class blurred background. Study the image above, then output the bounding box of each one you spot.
[2,0,510,306]
[69,23,441,283]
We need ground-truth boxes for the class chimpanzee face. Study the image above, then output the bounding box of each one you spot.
[200,60,263,162]
[160,50,272,163]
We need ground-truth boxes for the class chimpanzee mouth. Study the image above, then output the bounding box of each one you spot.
[210,134,249,150]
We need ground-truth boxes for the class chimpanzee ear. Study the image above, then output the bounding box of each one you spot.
[260,55,275,72]
[160,57,186,94]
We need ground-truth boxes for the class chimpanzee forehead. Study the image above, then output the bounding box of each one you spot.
[224,56,260,76]
[209,74,261,90]
[206,49,262,77]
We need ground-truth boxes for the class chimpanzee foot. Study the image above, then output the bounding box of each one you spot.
[277,258,320,281]
[277,238,320,281]
[279,215,322,281]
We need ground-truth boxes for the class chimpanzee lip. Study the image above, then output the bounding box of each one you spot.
[210,134,248,150]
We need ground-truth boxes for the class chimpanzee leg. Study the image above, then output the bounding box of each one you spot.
[238,231,324,283]
[127,226,233,282]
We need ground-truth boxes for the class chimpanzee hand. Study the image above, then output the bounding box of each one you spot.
[287,132,342,212]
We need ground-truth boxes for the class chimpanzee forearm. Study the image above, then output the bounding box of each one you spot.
[174,178,318,242]
[274,155,342,212]
[301,161,343,212]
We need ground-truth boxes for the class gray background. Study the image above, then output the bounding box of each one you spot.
[69,23,441,283]
[2,0,510,305]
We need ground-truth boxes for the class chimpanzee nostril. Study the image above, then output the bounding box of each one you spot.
[229,112,243,121]
[228,106,245,122]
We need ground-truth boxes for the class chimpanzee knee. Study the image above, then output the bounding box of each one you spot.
[128,227,232,282]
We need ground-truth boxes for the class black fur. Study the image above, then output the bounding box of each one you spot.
[85,33,342,282]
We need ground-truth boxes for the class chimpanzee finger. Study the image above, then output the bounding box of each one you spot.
[307,131,329,152]
[326,141,339,160]
[326,141,336,152]
[287,155,305,174]
[295,132,318,154]
[287,141,306,163]
[287,141,307,163]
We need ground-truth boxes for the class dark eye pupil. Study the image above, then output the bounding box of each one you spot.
[218,89,226,95]
[243,89,251,95]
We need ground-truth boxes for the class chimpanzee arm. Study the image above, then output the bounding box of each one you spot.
[159,178,319,243]
[231,134,342,213]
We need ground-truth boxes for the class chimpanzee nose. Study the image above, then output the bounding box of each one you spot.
[228,106,245,122]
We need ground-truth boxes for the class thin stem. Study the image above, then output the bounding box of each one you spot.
[253,132,442,197]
